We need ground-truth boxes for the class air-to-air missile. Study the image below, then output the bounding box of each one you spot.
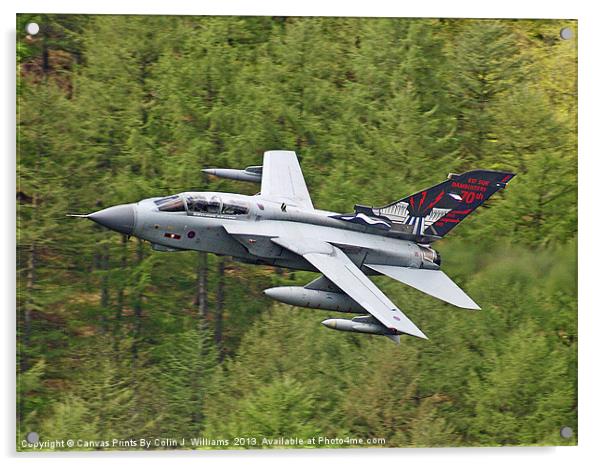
[202,166,262,183]
[263,286,364,313]
[321,316,400,340]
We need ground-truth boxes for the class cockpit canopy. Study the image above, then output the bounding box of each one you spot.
[154,194,249,216]
[154,195,185,212]
[187,195,221,214]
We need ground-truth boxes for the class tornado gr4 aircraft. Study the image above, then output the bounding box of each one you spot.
[77,151,515,343]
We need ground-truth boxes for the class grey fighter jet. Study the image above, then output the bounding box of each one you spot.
[78,151,515,343]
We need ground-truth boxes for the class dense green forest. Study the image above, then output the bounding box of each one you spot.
[16,15,577,450]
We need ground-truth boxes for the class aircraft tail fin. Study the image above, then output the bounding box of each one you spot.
[362,170,515,239]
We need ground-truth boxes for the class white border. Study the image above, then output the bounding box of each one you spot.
[3,1,600,465]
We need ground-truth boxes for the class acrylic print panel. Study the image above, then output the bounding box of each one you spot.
[16,14,577,451]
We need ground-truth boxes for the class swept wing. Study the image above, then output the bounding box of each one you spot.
[271,237,427,339]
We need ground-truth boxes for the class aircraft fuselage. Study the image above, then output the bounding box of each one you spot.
[103,191,440,274]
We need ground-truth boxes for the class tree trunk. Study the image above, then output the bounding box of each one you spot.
[215,257,226,361]
[196,252,208,320]
[114,235,128,351]
[132,239,144,362]
[116,235,127,317]
[22,239,36,373]
[190,252,209,425]
[99,244,110,333]
[20,167,42,374]
[42,40,50,75]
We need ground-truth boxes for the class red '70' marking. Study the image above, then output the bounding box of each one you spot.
[461,191,484,204]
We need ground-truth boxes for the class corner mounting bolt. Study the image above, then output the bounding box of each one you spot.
[26,23,40,36]
[560,27,573,40]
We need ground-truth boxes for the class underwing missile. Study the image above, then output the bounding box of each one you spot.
[202,166,262,183]
[321,316,402,344]
[263,286,364,313]
[321,315,399,336]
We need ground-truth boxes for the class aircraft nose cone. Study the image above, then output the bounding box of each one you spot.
[88,203,136,235]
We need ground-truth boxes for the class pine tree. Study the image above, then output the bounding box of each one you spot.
[38,396,99,450]
[152,327,218,438]
[205,377,321,448]
[467,323,575,445]
[449,20,523,165]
